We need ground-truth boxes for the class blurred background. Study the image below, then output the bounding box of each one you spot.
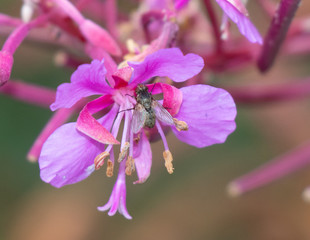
[1,0,310,240]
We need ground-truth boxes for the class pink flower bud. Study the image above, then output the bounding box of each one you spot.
[80,19,121,56]
[0,51,14,86]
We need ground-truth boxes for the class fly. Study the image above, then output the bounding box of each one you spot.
[131,84,175,134]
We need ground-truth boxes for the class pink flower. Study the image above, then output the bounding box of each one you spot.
[215,0,263,44]
[38,48,237,219]
[0,0,120,85]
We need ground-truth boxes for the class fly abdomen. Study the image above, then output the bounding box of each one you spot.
[144,109,156,128]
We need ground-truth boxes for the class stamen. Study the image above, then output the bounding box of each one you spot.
[155,121,170,151]
[118,142,130,162]
[94,151,110,170]
[106,159,114,177]
[126,39,141,54]
[173,118,188,131]
[105,109,124,154]
[125,156,135,176]
[129,117,134,158]
[163,150,174,174]
[118,106,131,162]
[134,132,141,143]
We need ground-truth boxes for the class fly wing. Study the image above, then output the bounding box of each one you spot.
[131,103,147,134]
[152,100,174,126]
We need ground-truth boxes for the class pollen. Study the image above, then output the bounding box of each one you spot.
[163,150,174,174]
[106,160,114,177]
[118,142,130,162]
[94,151,110,170]
[173,118,188,131]
[134,132,141,143]
[125,156,135,176]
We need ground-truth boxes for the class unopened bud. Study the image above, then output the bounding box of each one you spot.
[54,51,68,67]
[80,19,121,56]
[163,150,174,174]
[21,1,35,23]
[125,156,135,176]
[173,118,188,131]
[94,151,109,170]
[0,51,14,86]
[106,160,114,177]
[118,142,130,162]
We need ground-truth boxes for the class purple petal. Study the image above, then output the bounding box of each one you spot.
[216,0,263,44]
[128,48,204,85]
[80,20,122,56]
[51,59,112,111]
[133,132,152,184]
[39,122,104,188]
[76,95,120,145]
[175,0,190,10]
[39,107,118,188]
[172,85,237,148]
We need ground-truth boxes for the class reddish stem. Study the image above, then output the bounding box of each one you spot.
[202,0,222,53]
[228,141,310,196]
[0,80,56,108]
[225,78,310,104]
[257,0,301,72]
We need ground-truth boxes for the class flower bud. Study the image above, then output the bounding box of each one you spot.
[80,19,121,56]
[0,51,14,86]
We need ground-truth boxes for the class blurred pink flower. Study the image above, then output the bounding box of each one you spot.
[38,48,236,219]
[215,0,263,44]
[0,0,120,85]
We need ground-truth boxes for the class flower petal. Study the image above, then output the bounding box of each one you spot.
[133,131,152,184]
[172,85,237,148]
[175,0,190,10]
[216,0,263,44]
[39,122,103,188]
[76,95,120,145]
[128,48,204,85]
[39,108,118,188]
[148,82,183,116]
[51,59,112,111]
[80,20,121,56]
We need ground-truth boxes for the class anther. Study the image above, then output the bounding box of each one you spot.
[126,39,140,54]
[118,142,130,162]
[173,118,188,131]
[134,132,141,143]
[94,151,110,170]
[163,150,174,174]
[125,156,135,176]
[106,160,114,177]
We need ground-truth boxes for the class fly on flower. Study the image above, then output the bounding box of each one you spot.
[38,48,237,219]
[132,84,180,134]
